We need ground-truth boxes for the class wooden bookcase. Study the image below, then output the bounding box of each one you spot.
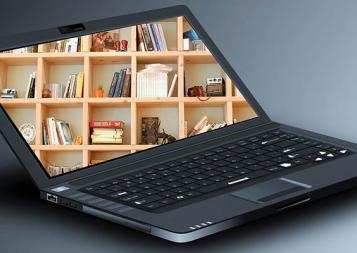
[0,17,256,173]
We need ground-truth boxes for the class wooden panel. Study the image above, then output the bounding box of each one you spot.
[130,102,137,145]
[178,55,184,98]
[131,55,137,98]
[0,61,7,90]
[131,26,137,52]
[177,16,184,51]
[83,56,91,98]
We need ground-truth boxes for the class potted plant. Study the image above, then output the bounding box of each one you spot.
[94,84,104,98]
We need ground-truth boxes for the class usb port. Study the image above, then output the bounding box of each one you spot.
[46,193,58,203]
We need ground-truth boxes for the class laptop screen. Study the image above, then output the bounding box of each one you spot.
[0,16,257,177]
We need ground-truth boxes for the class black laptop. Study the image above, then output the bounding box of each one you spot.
[0,5,356,243]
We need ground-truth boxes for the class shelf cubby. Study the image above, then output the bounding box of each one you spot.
[136,103,179,144]
[184,103,226,137]
[89,54,131,98]
[0,56,38,98]
[232,101,256,123]
[40,104,83,145]
[88,103,131,145]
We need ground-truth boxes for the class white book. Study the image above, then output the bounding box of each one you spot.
[25,72,34,98]
[50,118,59,145]
[158,24,168,51]
[153,24,163,51]
[168,73,178,97]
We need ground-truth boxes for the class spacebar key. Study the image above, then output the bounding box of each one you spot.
[198,176,250,193]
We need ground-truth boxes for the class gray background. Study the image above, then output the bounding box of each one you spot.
[1,0,357,252]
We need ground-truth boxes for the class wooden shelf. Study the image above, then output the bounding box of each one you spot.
[0,16,256,175]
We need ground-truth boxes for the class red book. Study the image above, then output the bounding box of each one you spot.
[89,120,124,129]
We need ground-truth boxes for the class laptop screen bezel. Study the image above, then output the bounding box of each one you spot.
[0,5,271,189]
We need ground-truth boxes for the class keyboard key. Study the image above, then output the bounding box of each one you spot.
[160,198,176,205]
[121,194,145,202]
[172,195,188,201]
[96,189,112,195]
[159,191,175,198]
[133,195,164,205]
[144,202,164,209]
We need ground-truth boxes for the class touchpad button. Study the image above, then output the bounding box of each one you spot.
[231,178,310,203]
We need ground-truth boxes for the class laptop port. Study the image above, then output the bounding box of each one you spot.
[46,193,58,204]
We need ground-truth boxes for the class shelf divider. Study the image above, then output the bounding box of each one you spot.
[177,16,184,51]
[131,55,137,98]
[178,55,184,98]
[130,101,137,145]
[131,26,137,52]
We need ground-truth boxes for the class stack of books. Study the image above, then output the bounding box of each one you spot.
[43,117,73,145]
[63,72,84,98]
[137,64,177,97]
[90,121,125,144]
[188,116,227,137]
[49,37,83,53]
[107,68,131,97]
[25,72,37,98]
[137,23,168,51]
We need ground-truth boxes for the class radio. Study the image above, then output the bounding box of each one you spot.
[206,77,225,96]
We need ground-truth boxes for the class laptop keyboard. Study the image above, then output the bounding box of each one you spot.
[80,129,352,211]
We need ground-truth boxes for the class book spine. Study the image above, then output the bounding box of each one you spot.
[75,72,84,98]
[157,24,168,51]
[118,69,127,97]
[141,24,154,51]
[148,24,159,51]
[89,121,124,129]
[56,121,65,145]
[108,72,119,97]
[113,69,124,97]
[121,69,131,97]
[137,25,146,51]
[153,24,163,51]
[42,122,47,145]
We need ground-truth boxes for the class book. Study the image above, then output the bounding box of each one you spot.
[91,138,123,144]
[113,69,125,97]
[141,24,154,51]
[89,121,125,129]
[137,25,146,51]
[157,24,168,51]
[167,73,178,97]
[148,23,158,51]
[189,116,209,137]
[75,72,84,98]
[108,72,119,97]
[25,72,36,98]
[92,128,124,134]
[121,68,131,97]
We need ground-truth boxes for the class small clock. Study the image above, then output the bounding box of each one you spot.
[19,123,36,144]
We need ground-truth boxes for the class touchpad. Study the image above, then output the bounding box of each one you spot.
[231,178,311,203]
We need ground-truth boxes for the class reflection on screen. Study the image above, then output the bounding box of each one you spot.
[0,16,257,177]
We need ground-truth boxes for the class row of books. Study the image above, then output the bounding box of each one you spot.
[137,64,177,97]
[137,23,168,51]
[188,116,227,137]
[90,121,124,144]
[108,68,131,97]
[1,45,38,54]
[63,72,84,98]
[43,117,73,145]
[49,37,84,53]
[25,72,37,98]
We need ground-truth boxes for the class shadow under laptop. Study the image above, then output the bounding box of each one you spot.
[2,159,357,252]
